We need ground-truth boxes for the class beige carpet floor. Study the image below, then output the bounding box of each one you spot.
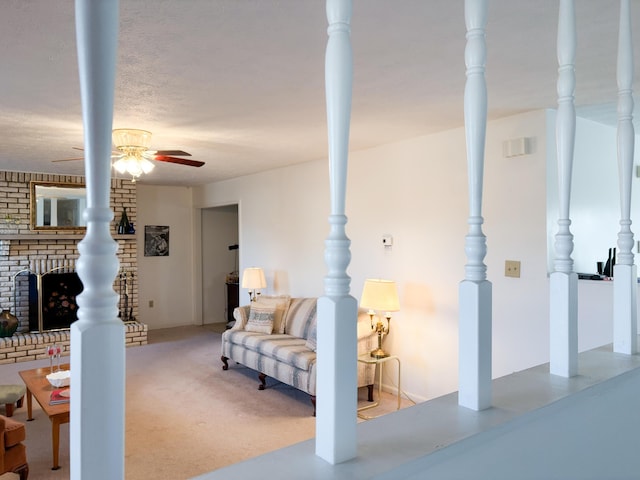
[0,325,410,479]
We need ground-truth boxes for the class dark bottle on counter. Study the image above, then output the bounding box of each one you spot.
[117,208,131,234]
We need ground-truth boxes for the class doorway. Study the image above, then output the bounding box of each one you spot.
[201,204,239,326]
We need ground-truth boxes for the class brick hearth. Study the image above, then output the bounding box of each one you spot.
[0,321,148,364]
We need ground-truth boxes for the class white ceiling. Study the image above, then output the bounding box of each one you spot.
[1,1,638,186]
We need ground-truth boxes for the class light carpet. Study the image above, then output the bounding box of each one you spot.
[0,325,409,479]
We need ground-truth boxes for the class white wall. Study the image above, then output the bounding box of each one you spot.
[137,184,196,329]
[547,114,634,274]
[193,162,330,297]
[185,109,624,402]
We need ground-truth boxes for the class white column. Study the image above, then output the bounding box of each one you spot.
[315,0,357,465]
[459,0,492,412]
[550,0,578,378]
[71,1,124,479]
[613,0,637,355]
[36,198,44,226]
[50,199,59,227]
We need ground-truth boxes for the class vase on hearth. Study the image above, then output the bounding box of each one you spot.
[0,310,18,338]
[117,208,131,235]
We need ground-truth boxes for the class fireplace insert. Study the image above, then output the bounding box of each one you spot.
[28,272,83,331]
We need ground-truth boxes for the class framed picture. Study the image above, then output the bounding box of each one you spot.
[144,225,170,257]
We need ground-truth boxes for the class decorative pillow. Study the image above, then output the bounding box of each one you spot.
[255,295,291,334]
[305,316,317,352]
[245,303,276,334]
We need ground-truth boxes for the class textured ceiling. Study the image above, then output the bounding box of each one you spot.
[0,1,638,186]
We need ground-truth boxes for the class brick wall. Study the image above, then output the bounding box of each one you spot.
[0,171,139,332]
[0,322,148,364]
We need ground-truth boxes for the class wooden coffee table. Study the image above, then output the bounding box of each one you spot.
[18,364,70,470]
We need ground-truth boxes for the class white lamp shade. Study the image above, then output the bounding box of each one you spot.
[360,279,400,312]
[113,155,154,177]
[241,267,266,289]
[139,157,155,173]
[113,157,128,174]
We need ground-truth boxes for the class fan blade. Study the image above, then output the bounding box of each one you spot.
[154,150,191,157]
[72,146,121,155]
[52,157,85,162]
[154,155,204,167]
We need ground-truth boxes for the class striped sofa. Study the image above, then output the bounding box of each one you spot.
[220,296,376,415]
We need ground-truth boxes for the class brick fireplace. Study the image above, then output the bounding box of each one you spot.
[0,171,147,361]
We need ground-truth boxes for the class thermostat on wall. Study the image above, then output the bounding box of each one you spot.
[382,235,393,246]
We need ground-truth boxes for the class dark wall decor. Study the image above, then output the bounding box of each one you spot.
[144,225,170,256]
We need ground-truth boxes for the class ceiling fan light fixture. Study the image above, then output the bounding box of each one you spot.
[139,157,155,174]
[113,157,128,174]
[113,155,150,180]
[55,127,202,181]
[125,156,143,177]
[112,128,152,150]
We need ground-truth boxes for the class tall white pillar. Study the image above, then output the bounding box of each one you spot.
[550,0,578,378]
[315,0,357,465]
[459,0,492,412]
[613,0,637,355]
[71,1,125,479]
[50,199,59,227]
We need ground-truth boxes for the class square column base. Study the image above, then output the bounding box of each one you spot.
[459,280,492,411]
[550,271,578,377]
[71,320,125,479]
[613,264,638,355]
[315,295,358,464]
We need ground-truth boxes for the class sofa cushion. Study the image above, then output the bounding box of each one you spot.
[245,303,276,334]
[304,316,317,352]
[254,295,291,334]
[285,298,317,339]
[224,330,316,371]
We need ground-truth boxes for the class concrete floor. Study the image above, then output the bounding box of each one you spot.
[195,342,640,480]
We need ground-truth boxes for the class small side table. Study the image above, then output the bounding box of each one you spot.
[357,353,401,419]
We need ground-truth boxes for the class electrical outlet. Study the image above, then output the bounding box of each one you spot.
[149,300,154,308]
[505,260,521,278]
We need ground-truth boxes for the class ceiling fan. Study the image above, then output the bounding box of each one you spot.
[53,128,205,181]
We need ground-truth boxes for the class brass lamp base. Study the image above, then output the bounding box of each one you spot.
[370,324,390,358]
[370,348,389,359]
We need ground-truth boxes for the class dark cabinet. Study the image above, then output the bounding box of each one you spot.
[225,282,239,326]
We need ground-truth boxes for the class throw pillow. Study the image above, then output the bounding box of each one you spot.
[245,303,277,334]
[255,295,291,334]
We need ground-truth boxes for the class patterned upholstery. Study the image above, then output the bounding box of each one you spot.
[284,298,316,339]
[0,414,28,480]
[223,331,316,371]
[221,298,376,398]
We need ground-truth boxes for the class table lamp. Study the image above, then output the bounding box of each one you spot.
[241,267,266,302]
[360,278,400,358]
